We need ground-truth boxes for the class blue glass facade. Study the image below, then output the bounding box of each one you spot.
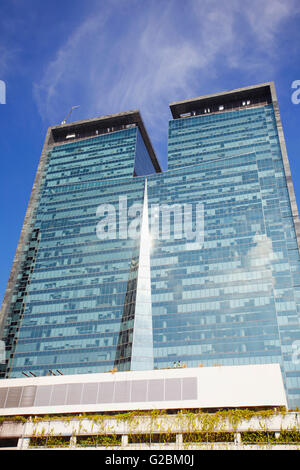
[1,84,300,409]
[148,102,300,409]
[1,122,150,377]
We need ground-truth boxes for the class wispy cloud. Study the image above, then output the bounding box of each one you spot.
[0,43,19,78]
[33,0,300,161]
[243,0,300,47]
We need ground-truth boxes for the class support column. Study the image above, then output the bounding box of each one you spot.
[176,433,183,448]
[70,435,77,448]
[18,437,30,449]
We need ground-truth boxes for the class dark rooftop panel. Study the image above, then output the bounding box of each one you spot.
[48,110,162,173]
[169,82,273,119]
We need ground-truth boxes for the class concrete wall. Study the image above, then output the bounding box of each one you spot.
[0,364,288,416]
[1,410,300,450]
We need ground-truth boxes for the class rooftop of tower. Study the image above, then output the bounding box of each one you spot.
[47,110,162,173]
[169,82,274,119]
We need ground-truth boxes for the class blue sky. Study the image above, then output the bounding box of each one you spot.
[0,0,300,303]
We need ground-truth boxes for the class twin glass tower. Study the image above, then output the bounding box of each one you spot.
[2,83,300,409]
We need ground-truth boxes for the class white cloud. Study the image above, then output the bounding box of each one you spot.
[0,44,17,77]
[243,0,300,47]
[33,11,110,121]
[33,0,300,157]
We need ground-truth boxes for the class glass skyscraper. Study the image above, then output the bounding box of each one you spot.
[1,82,300,409]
